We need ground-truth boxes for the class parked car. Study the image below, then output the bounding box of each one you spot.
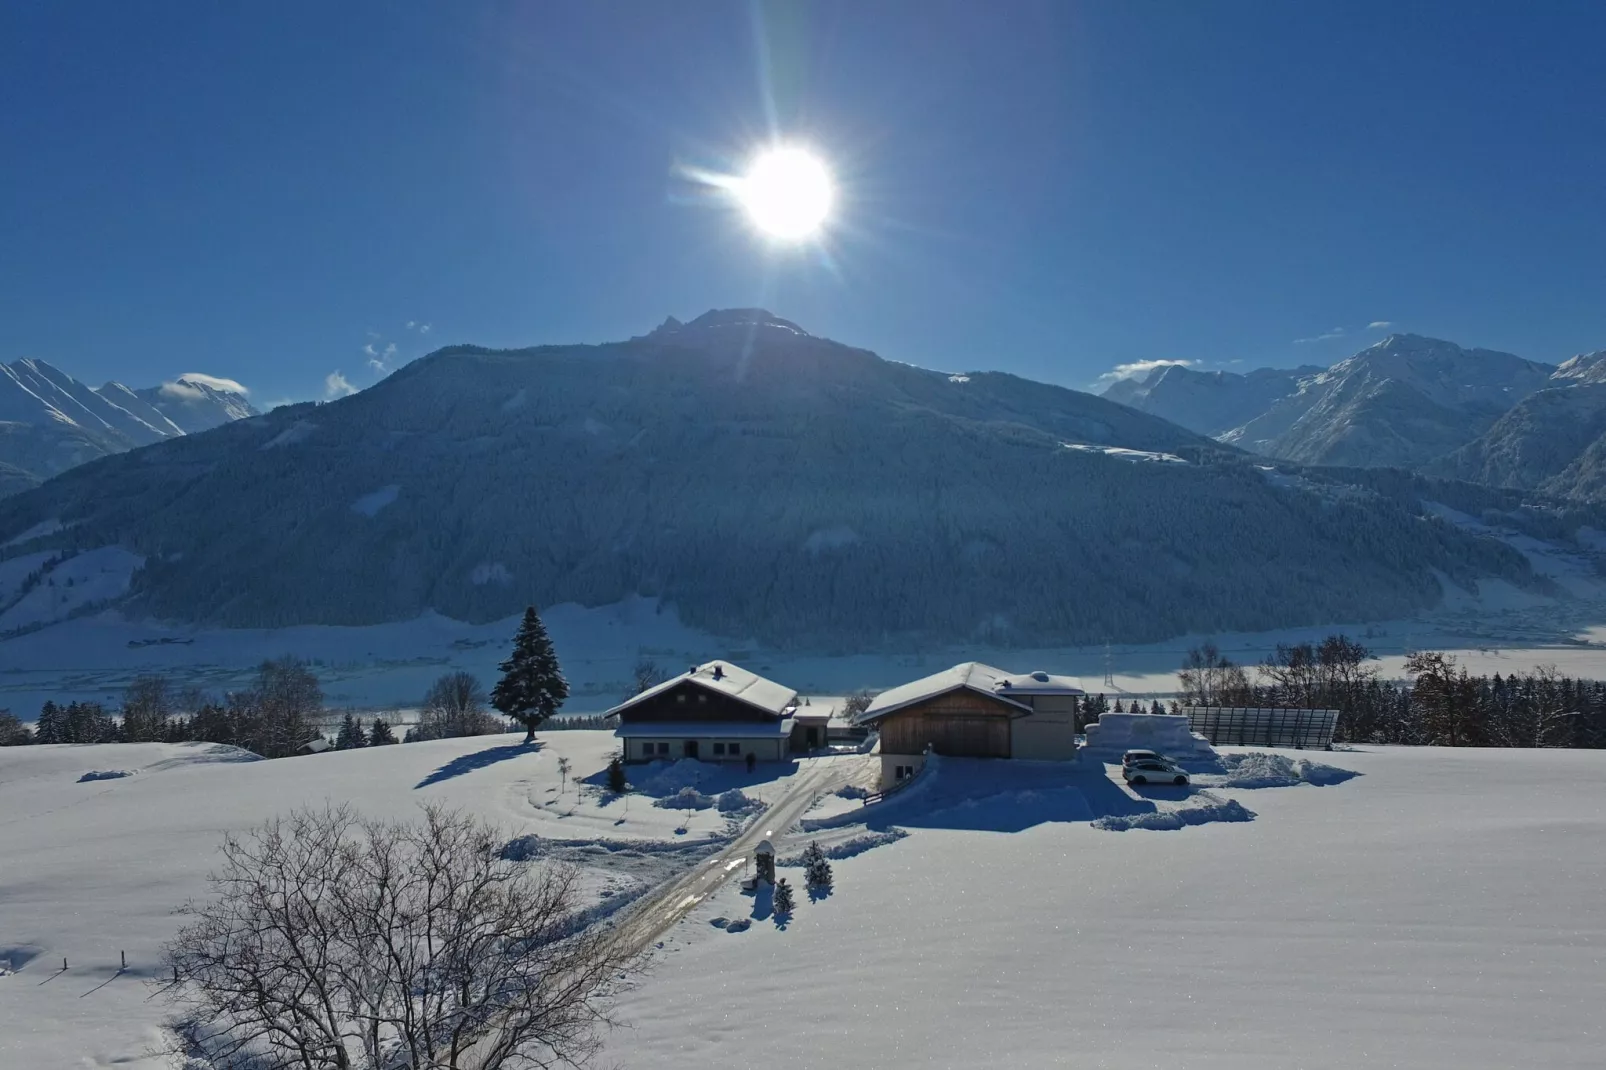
[1121,749,1166,767]
[1123,760,1190,786]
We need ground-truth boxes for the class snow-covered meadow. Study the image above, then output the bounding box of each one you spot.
[3,734,1603,1068]
[610,746,1606,1069]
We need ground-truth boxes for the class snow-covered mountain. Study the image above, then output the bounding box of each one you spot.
[0,360,257,493]
[1105,334,1558,470]
[1428,352,1606,499]
[1102,364,1319,437]
[0,310,1548,647]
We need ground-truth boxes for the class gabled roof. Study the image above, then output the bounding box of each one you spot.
[854,662,1085,725]
[606,661,798,720]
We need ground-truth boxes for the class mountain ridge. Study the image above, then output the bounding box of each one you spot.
[0,310,1550,647]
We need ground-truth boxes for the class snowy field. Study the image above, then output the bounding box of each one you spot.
[610,746,1606,1069]
[0,731,855,1069]
[2,735,1603,1068]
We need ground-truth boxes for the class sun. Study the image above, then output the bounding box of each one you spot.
[736,146,834,241]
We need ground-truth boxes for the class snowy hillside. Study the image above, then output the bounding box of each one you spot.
[0,360,257,493]
[2,737,1603,1068]
[0,311,1552,649]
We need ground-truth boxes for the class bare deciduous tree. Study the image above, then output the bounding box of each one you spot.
[840,689,873,722]
[630,658,668,696]
[414,671,499,741]
[161,804,638,1069]
[1177,642,1251,707]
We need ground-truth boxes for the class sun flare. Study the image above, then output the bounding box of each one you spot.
[736,147,834,241]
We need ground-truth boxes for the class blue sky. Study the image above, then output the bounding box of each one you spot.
[4,1,1604,404]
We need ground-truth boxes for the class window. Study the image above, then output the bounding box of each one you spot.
[656,742,670,756]
[728,742,741,754]
[712,742,726,756]
[894,764,915,780]
[676,693,686,704]
[698,693,708,703]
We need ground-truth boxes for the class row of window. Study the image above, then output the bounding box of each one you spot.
[711,742,746,756]
[638,741,750,756]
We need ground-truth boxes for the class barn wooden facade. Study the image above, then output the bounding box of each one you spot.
[856,663,1084,787]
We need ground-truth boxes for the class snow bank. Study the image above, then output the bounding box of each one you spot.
[1083,712,1213,759]
[1207,751,1359,788]
[778,829,908,867]
[635,758,719,796]
[77,769,133,783]
[1092,790,1255,831]
[0,546,145,632]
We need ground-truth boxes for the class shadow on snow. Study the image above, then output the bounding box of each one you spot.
[414,740,544,789]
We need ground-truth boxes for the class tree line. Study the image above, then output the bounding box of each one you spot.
[0,606,575,756]
[1175,635,1606,748]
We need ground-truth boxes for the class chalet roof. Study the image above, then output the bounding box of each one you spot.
[854,662,1084,725]
[605,661,798,720]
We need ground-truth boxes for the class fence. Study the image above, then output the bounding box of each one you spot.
[1183,706,1339,750]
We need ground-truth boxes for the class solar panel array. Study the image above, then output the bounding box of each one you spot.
[1183,706,1339,749]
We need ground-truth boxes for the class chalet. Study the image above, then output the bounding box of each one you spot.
[609,661,800,763]
[853,662,1085,787]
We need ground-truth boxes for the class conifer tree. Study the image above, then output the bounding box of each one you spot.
[335,713,366,750]
[491,606,569,743]
[804,841,834,897]
[368,717,397,745]
[34,701,64,744]
[606,755,628,793]
[772,877,795,917]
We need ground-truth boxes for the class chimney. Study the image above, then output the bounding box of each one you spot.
[712,664,724,681]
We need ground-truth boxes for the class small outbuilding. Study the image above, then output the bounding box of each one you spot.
[854,662,1084,787]
[608,661,799,763]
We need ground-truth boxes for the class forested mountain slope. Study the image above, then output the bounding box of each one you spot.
[0,310,1548,647]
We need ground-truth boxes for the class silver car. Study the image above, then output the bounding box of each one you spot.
[1122,759,1190,786]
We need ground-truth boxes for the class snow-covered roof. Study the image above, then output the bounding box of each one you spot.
[855,662,1083,725]
[993,670,1086,696]
[614,718,795,739]
[606,661,798,720]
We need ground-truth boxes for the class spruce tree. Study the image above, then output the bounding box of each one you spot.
[368,718,397,745]
[772,877,795,917]
[335,713,366,750]
[804,841,833,897]
[35,701,64,744]
[491,606,569,743]
[606,755,628,793]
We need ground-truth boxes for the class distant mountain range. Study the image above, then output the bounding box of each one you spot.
[0,310,1564,648]
[0,361,257,495]
[1103,335,1606,497]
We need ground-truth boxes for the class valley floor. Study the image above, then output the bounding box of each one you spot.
[2,735,1603,1068]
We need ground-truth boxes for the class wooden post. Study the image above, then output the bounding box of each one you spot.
[120,950,126,970]
[63,957,68,971]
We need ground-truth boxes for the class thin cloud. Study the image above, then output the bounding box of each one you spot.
[419,323,431,334]
[366,341,398,373]
[1095,358,1196,385]
[1294,328,1347,344]
[325,371,358,399]
[178,372,248,394]
[404,320,432,334]
[1368,320,1393,330]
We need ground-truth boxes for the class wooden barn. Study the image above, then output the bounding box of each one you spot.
[855,662,1084,787]
[608,661,799,764]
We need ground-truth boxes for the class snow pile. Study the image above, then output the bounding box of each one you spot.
[1083,712,1214,758]
[1210,751,1358,788]
[78,769,133,783]
[1092,791,1254,831]
[779,829,907,867]
[654,786,717,811]
[635,759,717,796]
[716,788,759,814]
